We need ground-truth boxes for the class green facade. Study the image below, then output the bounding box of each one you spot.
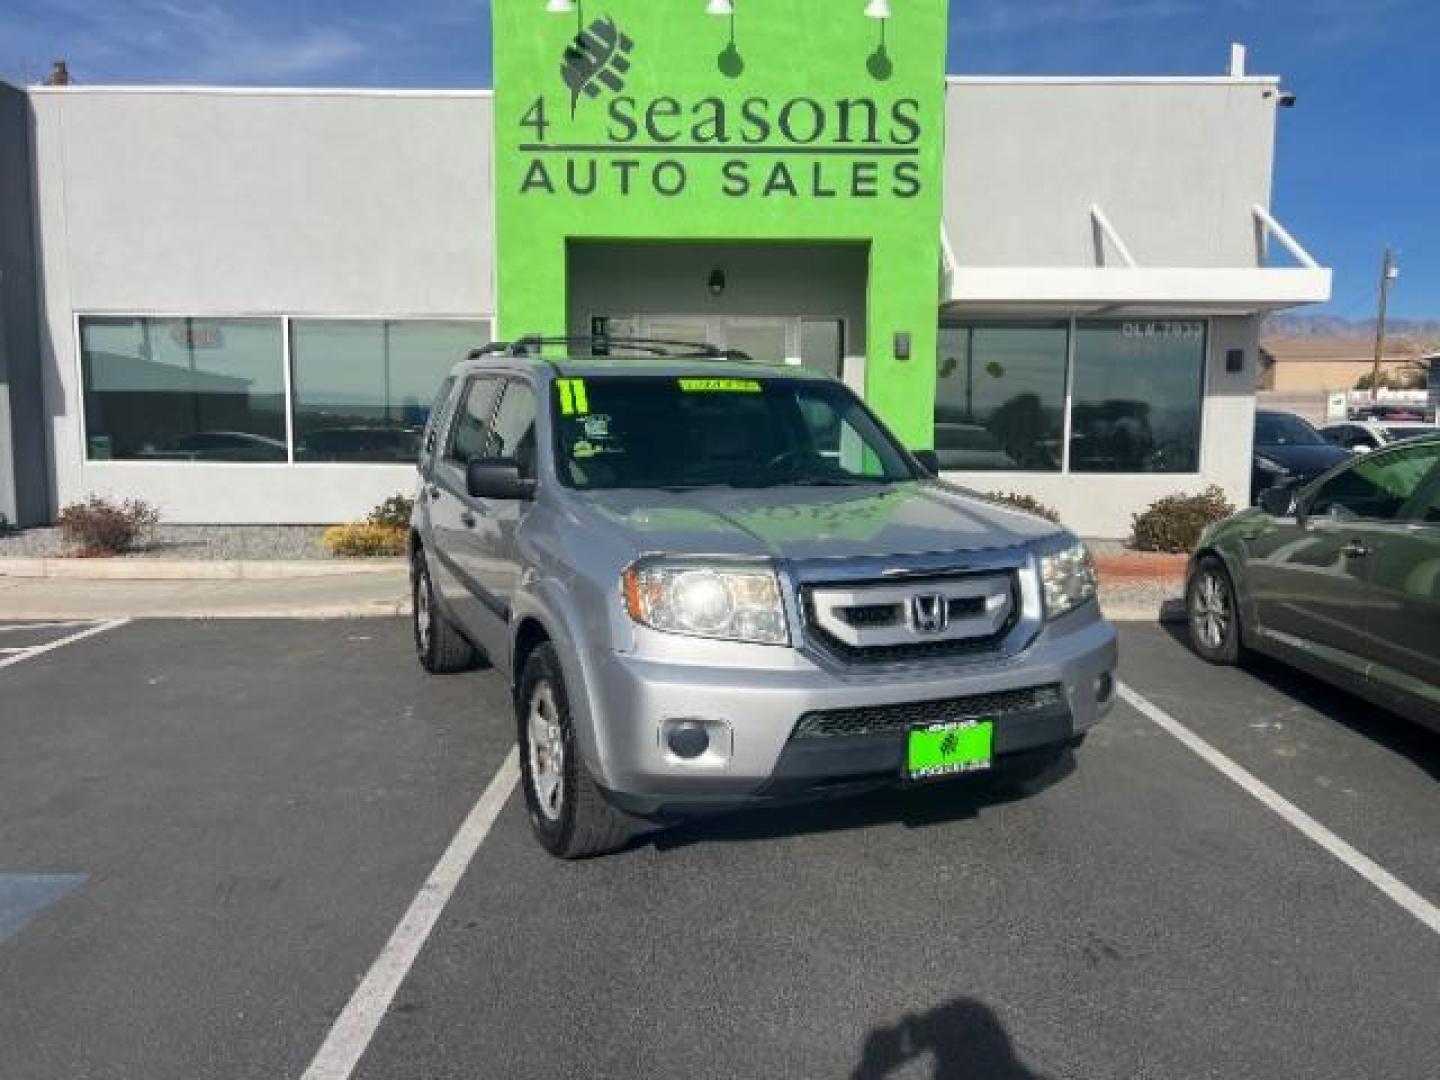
[492,0,949,446]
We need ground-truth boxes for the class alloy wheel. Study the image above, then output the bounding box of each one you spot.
[527,681,565,822]
[1191,570,1231,651]
[414,567,432,657]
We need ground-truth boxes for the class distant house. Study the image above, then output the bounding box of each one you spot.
[1258,336,1431,392]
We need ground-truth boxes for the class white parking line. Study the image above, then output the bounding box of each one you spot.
[300,747,520,1080]
[1119,682,1440,936]
[0,619,130,670]
[0,621,94,633]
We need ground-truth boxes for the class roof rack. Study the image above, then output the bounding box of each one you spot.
[467,336,755,363]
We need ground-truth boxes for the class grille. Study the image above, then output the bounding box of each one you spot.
[793,685,1066,740]
[801,573,1019,663]
[837,603,902,628]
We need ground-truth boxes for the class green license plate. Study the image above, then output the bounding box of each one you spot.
[906,719,994,781]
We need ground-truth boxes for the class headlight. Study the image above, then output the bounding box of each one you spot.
[1039,541,1098,620]
[622,562,789,645]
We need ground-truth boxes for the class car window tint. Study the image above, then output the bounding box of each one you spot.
[486,381,539,478]
[446,376,502,466]
[422,375,457,459]
[1423,486,1440,525]
[1309,444,1440,521]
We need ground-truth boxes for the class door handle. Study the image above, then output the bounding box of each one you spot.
[426,483,441,501]
[1341,540,1371,559]
[459,510,477,529]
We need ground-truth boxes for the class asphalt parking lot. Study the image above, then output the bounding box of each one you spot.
[1,617,1437,1080]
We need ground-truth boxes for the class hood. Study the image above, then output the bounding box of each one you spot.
[1256,442,1351,479]
[574,481,1062,564]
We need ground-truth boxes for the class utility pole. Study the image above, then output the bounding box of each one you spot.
[1370,247,1398,403]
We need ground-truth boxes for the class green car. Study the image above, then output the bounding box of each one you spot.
[1187,436,1440,732]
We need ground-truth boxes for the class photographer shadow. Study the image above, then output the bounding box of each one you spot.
[851,998,1046,1080]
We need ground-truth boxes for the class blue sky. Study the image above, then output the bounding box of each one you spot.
[3,0,1435,320]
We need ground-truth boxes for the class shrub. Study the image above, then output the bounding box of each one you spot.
[987,491,1062,524]
[368,494,415,530]
[323,522,408,558]
[1129,485,1235,553]
[57,496,159,557]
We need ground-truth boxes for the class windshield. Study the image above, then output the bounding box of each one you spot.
[1255,412,1326,447]
[552,375,918,490]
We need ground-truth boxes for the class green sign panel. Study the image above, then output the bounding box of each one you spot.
[493,0,949,445]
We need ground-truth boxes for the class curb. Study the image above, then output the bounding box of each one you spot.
[0,557,407,581]
[1103,600,1186,624]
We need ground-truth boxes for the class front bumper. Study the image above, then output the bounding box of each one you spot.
[585,606,1118,817]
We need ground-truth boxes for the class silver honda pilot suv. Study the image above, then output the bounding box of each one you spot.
[410,338,1117,858]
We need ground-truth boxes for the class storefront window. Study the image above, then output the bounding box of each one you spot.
[80,317,286,462]
[1069,321,1206,474]
[291,320,490,463]
[934,325,1068,471]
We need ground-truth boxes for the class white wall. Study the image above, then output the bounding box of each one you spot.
[30,87,495,523]
[944,78,1280,269]
[942,315,1259,538]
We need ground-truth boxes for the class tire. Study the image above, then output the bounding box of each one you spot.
[412,549,479,674]
[1187,555,1243,665]
[517,643,638,859]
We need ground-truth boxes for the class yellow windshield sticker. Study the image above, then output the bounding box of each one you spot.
[556,378,590,415]
[678,378,762,394]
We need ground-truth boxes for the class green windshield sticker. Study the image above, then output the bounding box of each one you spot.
[678,378,763,394]
[556,378,590,416]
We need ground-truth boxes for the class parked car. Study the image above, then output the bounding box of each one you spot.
[1251,410,1352,504]
[1320,419,1439,453]
[1187,436,1440,732]
[409,337,1118,858]
[1350,404,1430,423]
[137,431,287,462]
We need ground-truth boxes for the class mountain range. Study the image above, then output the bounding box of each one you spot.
[1264,314,1440,340]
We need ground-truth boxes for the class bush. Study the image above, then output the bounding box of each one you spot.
[368,494,414,529]
[1130,485,1235,553]
[323,522,408,558]
[987,491,1062,524]
[57,496,159,557]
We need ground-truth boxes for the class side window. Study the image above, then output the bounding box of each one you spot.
[486,381,540,478]
[446,377,502,466]
[1422,483,1440,525]
[422,376,457,460]
[1308,444,1440,522]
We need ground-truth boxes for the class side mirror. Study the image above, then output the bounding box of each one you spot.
[466,458,536,501]
[1258,484,1298,518]
[913,449,941,478]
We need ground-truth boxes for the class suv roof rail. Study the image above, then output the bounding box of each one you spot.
[466,336,755,363]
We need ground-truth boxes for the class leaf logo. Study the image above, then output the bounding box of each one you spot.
[561,17,635,116]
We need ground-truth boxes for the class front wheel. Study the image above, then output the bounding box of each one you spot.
[517,643,640,859]
[1187,556,1243,665]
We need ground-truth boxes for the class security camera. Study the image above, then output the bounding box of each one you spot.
[1277,91,1297,108]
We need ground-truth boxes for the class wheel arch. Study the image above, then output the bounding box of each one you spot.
[511,616,552,697]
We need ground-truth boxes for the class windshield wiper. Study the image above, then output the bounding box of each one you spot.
[777,477,888,488]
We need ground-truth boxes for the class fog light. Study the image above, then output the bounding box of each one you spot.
[666,721,711,760]
[1095,672,1114,703]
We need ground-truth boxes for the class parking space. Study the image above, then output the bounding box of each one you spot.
[1,619,1437,1079]
[0,619,125,668]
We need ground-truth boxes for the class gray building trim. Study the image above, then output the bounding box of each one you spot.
[0,80,49,527]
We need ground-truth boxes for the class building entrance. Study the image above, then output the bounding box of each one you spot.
[593,315,843,378]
